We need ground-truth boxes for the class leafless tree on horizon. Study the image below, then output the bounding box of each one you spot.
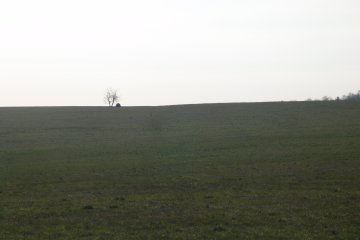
[104,88,119,107]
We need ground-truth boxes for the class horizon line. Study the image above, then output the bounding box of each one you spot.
[0,100,346,108]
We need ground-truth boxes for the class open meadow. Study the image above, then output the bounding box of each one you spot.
[0,101,359,239]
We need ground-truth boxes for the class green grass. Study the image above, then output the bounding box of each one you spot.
[0,101,360,239]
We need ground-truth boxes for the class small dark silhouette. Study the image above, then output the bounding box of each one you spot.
[82,205,94,210]
[116,103,121,107]
[213,226,226,232]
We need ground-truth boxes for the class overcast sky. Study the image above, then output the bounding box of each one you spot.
[1,0,359,106]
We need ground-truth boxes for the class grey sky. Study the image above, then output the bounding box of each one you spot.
[1,0,359,106]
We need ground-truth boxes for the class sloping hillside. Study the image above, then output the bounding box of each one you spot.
[0,101,359,239]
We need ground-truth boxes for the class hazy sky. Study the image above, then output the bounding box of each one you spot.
[1,0,359,106]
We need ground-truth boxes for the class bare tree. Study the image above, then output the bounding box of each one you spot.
[104,88,119,107]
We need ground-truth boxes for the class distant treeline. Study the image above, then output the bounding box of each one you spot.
[341,90,360,101]
[308,90,360,101]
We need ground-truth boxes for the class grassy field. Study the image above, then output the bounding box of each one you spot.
[0,101,359,239]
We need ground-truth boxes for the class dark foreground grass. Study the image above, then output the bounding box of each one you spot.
[0,101,359,239]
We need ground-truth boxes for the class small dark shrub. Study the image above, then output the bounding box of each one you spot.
[114,197,125,201]
[214,226,226,232]
[82,205,94,210]
[116,103,121,107]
